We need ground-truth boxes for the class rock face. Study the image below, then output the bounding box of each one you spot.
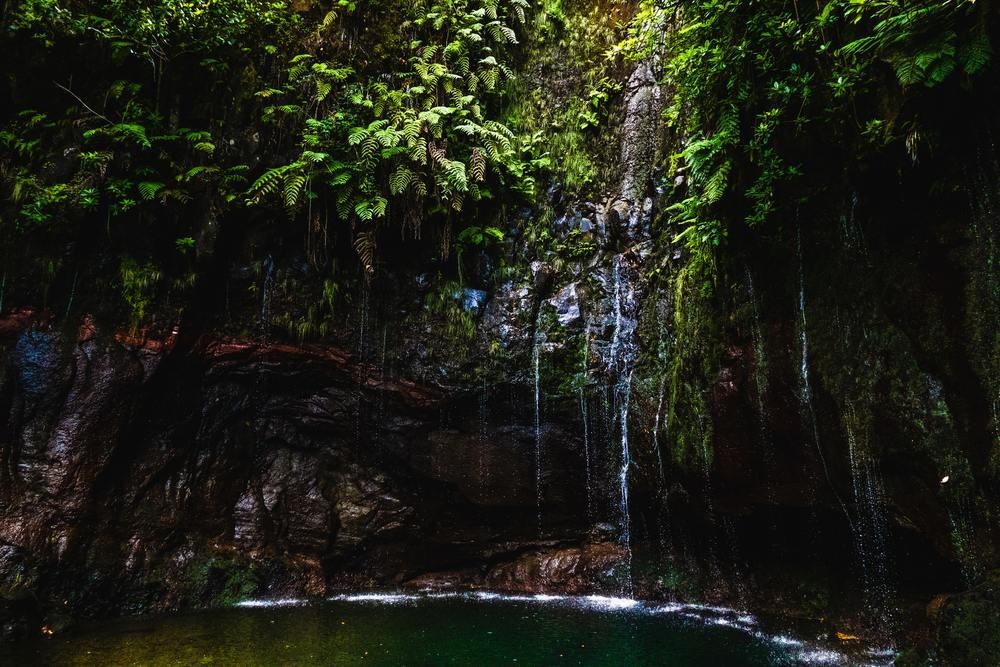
[0,317,616,632]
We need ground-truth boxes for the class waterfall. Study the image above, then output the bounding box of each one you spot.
[651,375,667,488]
[799,225,896,638]
[609,254,639,594]
[796,228,855,533]
[617,369,634,593]
[844,404,894,631]
[745,266,779,511]
[357,284,371,359]
[259,255,275,337]
[533,314,545,537]
[580,320,593,522]
[967,136,1000,458]
[947,499,983,586]
[479,377,490,490]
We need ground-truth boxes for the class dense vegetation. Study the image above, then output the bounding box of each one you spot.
[1,0,542,332]
[3,0,994,330]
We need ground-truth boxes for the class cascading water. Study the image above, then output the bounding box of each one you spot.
[744,266,780,523]
[580,320,594,522]
[608,254,640,594]
[533,313,546,537]
[799,226,895,639]
[796,230,852,527]
[479,377,490,490]
[651,375,667,488]
[844,404,894,632]
[259,255,275,337]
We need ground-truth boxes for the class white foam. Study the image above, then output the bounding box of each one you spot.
[579,595,640,610]
[470,591,503,600]
[329,593,419,604]
[794,648,848,665]
[235,598,308,608]
[768,634,804,647]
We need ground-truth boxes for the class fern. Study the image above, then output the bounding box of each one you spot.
[961,30,992,75]
[353,229,377,278]
[284,173,307,213]
[137,181,164,200]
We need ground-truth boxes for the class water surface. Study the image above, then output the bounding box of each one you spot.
[3,593,872,666]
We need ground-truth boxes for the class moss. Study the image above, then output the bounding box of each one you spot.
[656,561,701,600]
[506,0,635,202]
[183,556,262,608]
[665,260,720,471]
[935,571,1000,666]
[894,647,930,667]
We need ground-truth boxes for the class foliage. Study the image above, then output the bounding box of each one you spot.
[627,0,992,270]
[0,0,542,325]
[245,0,538,277]
[0,0,296,325]
[119,258,163,331]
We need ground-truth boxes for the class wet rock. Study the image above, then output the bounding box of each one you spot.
[530,260,554,292]
[484,542,628,594]
[420,425,535,506]
[460,288,487,313]
[619,61,663,205]
[403,569,481,591]
[479,281,533,351]
[329,465,414,556]
[0,587,41,641]
[546,283,581,327]
[233,448,331,556]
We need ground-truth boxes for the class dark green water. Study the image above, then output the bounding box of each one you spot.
[2,594,859,666]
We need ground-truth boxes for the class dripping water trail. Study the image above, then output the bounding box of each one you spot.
[479,376,490,491]
[745,266,779,517]
[796,228,855,537]
[259,255,275,337]
[617,369,635,596]
[652,375,667,488]
[533,311,545,538]
[580,319,593,522]
[844,404,894,634]
[651,373,671,557]
[608,255,638,595]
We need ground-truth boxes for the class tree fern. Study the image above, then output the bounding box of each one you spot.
[353,229,377,278]
[138,181,165,200]
[283,173,307,213]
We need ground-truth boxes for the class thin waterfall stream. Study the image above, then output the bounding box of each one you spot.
[533,311,546,537]
[581,319,594,522]
[608,253,640,594]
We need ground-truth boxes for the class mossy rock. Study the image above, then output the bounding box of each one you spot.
[183,556,262,608]
[934,571,1000,666]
